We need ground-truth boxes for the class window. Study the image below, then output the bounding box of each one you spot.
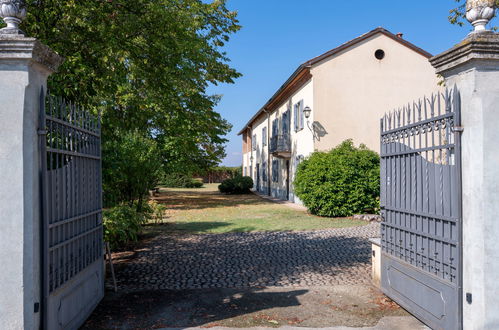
[252,134,257,150]
[375,49,385,60]
[272,159,279,182]
[296,155,304,166]
[282,110,290,135]
[262,161,267,182]
[294,100,304,132]
[262,127,267,146]
[272,118,279,137]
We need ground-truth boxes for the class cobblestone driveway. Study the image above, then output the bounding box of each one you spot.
[112,223,380,292]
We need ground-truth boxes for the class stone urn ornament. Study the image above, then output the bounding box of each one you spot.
[0,0,27,34]
[466,0,497,32]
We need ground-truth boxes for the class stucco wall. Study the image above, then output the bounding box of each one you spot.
[241,80,315,203]
[312,33,439,153]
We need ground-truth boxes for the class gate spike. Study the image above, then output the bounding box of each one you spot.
[412,101,416,123]
[407,104,411,124]
[397,109,401,128]
[437,91,442,116]
[417,99,422,121]
[423,95,428,120]
[444,88,452,113]
[429,94,436,117]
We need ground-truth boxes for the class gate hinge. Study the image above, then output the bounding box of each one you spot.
[37,129,47,136]
[452,126,464,133]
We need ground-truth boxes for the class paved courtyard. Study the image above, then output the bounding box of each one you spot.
[110,222,380,292]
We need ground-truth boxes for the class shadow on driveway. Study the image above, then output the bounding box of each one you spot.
[82,288,308,329]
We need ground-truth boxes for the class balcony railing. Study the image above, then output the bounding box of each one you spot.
[269,134,291,154]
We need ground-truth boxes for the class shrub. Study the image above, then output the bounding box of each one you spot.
[103,204,148,250]
[161,173,204,188]
[293,140,380,217]
[103,132,163,208]
[218,176,254,194]
[143,200,167,223]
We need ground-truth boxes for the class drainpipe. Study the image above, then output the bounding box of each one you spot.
[247,125,253,185]
[263,109,271,196]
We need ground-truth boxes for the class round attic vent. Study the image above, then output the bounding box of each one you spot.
[375,49,385,60]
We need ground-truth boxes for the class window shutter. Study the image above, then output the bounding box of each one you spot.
[293,104,298,132]
[276,160,279,181]
[299,101,304,130]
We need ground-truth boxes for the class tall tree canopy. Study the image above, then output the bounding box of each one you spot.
[22,0,239,174]
[17,0,241,204]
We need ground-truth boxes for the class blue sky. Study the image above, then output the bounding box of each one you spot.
[209,0,473,166]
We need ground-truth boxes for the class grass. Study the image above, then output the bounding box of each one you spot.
[149,184,366,234]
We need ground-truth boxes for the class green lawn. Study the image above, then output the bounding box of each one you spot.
[149,184,366,234]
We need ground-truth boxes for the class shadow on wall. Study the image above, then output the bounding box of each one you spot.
[312,121,328,141]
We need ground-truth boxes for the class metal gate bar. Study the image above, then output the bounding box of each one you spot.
[380,86,462,330]
[39,88,104,330]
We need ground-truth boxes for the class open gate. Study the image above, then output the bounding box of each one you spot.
[39,89,104,330]
[380,87,462,330]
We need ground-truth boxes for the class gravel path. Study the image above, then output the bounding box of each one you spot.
[111,223,380,292]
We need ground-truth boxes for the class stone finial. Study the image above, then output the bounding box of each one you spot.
[0,0,26,35]
[466,0,497,32]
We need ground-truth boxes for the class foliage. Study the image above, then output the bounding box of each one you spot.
[449,0,498,29]
[162,173,204,188]
[293,140,380,217]
[104,200,166,249]
[143,200,167,223]
[103,131,163,207]
[198,166,242,183]
[218,176,253,194]
[20,0,241,197]
[103,204,148,250]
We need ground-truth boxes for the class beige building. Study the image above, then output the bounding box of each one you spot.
[239,28,439,204]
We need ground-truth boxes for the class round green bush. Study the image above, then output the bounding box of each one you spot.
[293,140,380,217]
[218,176,254,194]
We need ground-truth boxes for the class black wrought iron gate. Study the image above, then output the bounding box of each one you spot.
[380,87,462,330]
[39,89,104,330]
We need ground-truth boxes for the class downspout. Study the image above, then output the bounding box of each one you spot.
[263,109,271,196]
[247,125,253,184]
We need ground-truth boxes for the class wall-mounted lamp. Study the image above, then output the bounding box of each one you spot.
[303,106,312,119]
[304,106,318,141]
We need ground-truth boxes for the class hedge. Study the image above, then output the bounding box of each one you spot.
[218,176,253,194]
[293,140,380,217]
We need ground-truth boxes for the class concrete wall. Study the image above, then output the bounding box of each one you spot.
[0,42,59,330]
[0,36,61,330]
[442,59,499,330]
[312,33,439,152]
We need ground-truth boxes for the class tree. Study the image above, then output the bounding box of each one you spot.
[18,0,241,202]
[449,0,498,28]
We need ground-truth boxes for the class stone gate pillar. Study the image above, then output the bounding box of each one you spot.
[0,2,62,329]
[430,2,499,329]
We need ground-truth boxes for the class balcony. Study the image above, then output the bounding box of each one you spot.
[270,134,291,158]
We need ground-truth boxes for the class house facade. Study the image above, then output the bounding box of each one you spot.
[239,28,440,204]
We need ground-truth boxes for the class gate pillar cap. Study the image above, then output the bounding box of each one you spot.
[429,32,499,75]
[0,34,63,73]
